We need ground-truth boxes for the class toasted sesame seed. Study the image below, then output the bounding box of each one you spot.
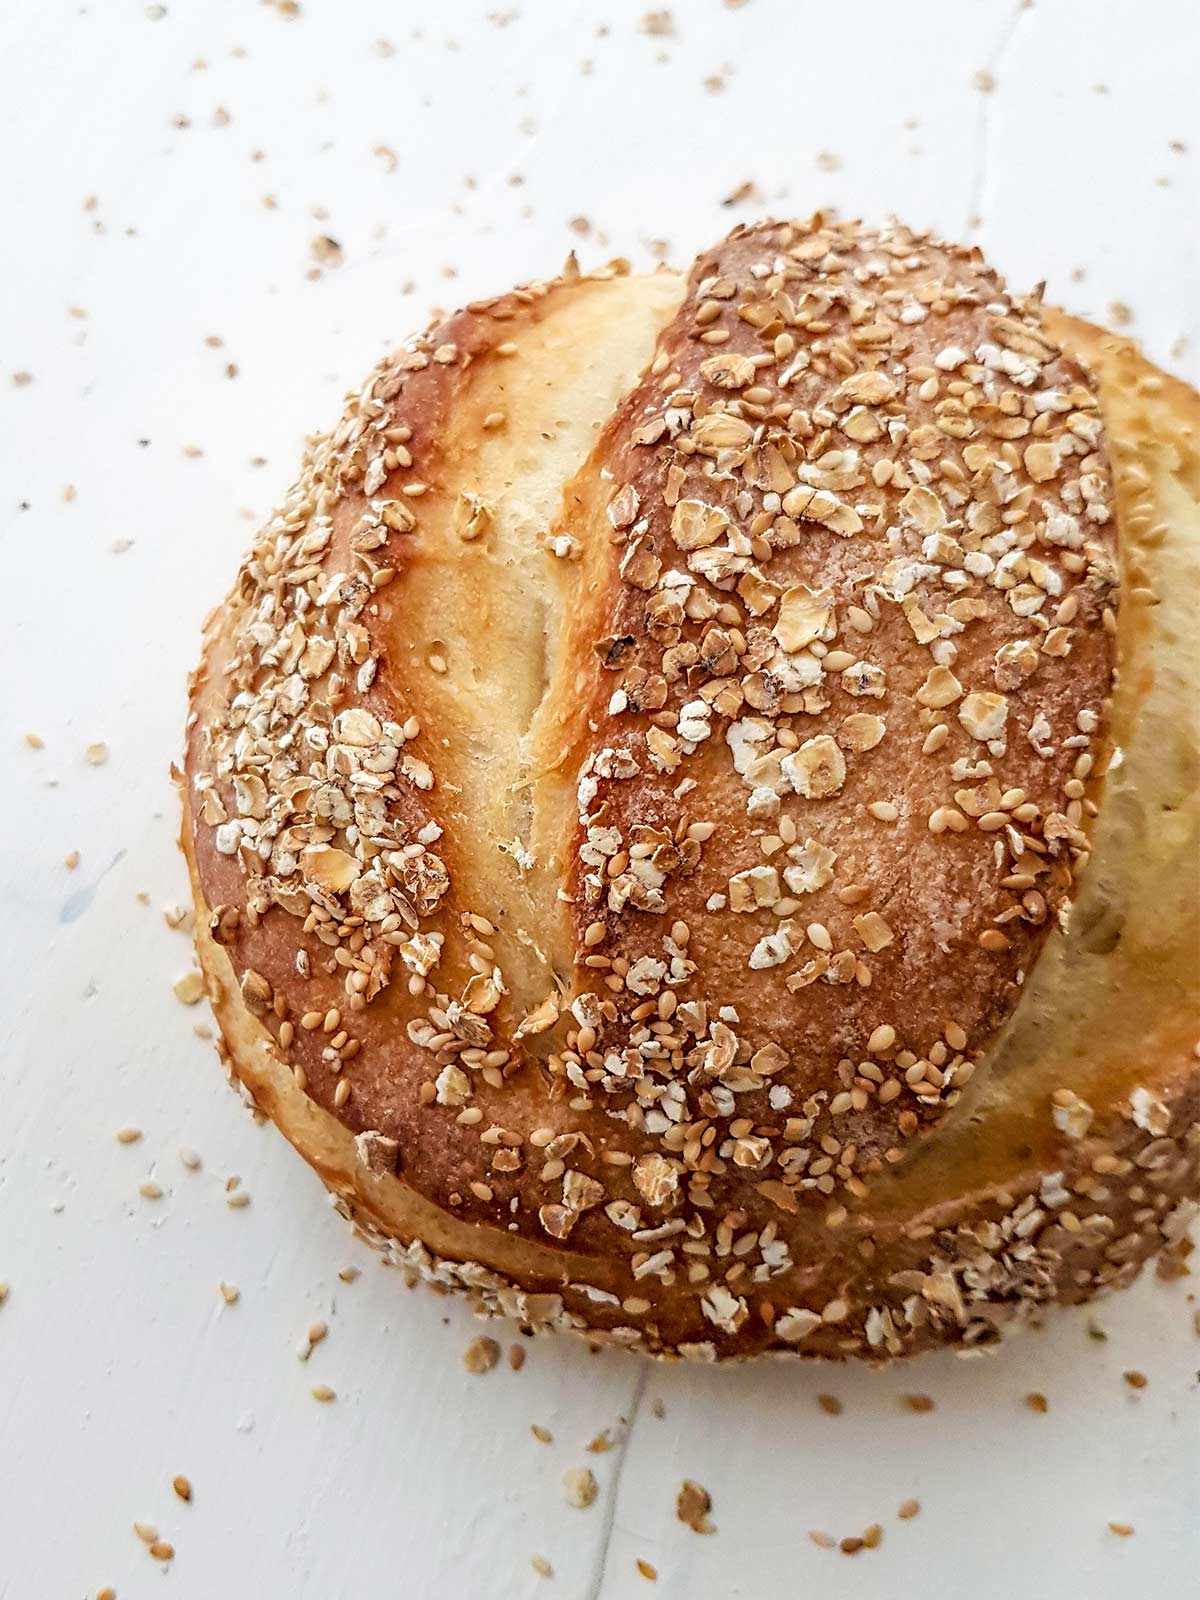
[310,1383,336,1402]
[172,1475,192,1502]
[897,1498,920,1519]
[116,1127,142,1145]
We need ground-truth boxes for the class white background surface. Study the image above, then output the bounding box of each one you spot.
[1,3,1197,1596]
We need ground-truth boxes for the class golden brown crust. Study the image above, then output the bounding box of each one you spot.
[182,223,1200,1360]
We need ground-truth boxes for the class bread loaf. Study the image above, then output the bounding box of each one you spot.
[182,218,1200,1360]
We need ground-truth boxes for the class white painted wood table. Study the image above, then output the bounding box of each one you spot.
[1,2,1197,1595]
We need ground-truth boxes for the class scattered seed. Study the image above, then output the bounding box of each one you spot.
[85,742,109,766]
[809,1530,835,1549]
[310,1383,336,1403]
[1123,1370,1148,1389]
[463,1335,500,1374]
[563,1466,598,1509]
[172,1475,192,1503]
[1108,1521,1134,1537]
[139,1180,163,1200]
[817,1393,843,1415]
[530,1555,553,1578]
[219,1282,240,1305]
[1025,1392,1049,1414]
[508,1343,526,1371]
[897,1498,920,1519]
[148,1542,174,1562]
[676,1479,714,1534]
[636,1558,658,1580]
[902,1393,936,1412]
[115,1127,142,1145]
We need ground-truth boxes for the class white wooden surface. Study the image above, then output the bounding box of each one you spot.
[1,3,1197,1596]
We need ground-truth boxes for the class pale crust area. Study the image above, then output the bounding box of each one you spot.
[182,233,1199,1361]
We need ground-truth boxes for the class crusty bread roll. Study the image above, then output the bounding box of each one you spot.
[181,218,1199,1361]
